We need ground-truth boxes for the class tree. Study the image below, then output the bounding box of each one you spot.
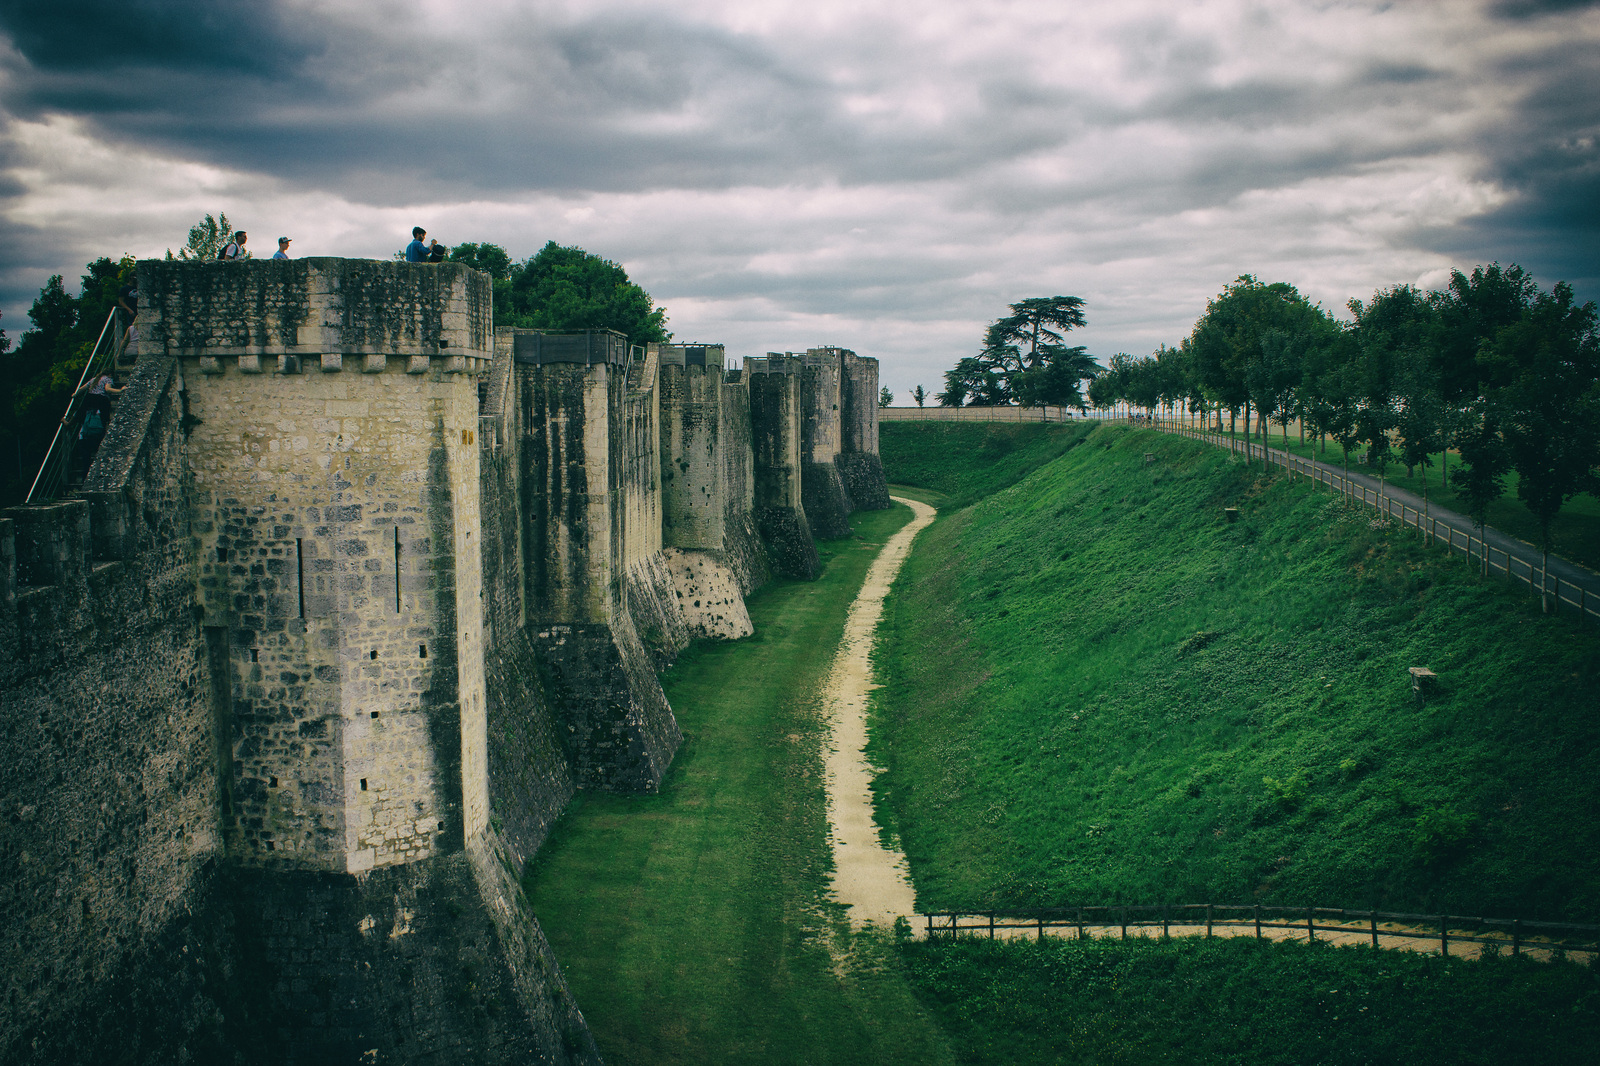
[1450,402,1512,576]
[937,357,1006,407]
[448,242,516,321]
[2,257,131,504]
[1487,282,1600,608]
[1014,346,1099,409]
[967,295,1095,406]
[879,386,893,408]
[912,385,927,408]
[503,241,669,347]
[1189,276,1328,462]
[168,213,242,260]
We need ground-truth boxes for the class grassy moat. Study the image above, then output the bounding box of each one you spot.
[526,422,1600,1064]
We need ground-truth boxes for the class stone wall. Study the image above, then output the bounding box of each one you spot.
[511,330,682,792]
[746,355,821,579]
[2,257,898,1061]
[0,355,233,1064]
[836,349,891,511]
[0,260,603,1064]
[798,350,854,538]
[145,259,492,876]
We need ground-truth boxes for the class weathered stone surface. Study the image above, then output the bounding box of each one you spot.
[1,260,897,1061]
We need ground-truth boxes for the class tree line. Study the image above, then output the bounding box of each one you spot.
[1084,268,1600,577]
[0,217,670,506]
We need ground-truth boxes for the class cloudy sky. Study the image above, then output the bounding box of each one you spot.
[1,0,1596,397]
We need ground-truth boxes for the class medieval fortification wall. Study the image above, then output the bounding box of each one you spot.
[0,258,888,1064]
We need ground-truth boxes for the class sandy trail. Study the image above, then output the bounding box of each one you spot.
[823,495,937,929]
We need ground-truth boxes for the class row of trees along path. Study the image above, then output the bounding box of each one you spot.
[1155,418,1600,622]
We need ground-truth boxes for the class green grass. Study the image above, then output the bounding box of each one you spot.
[524,504,958,1066]
[880,421,1097,509]
[873,423,1600,919]
[898,934,1600,1065]
[1186,423,1600,572]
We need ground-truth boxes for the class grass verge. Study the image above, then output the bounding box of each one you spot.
[524,503,957,1066]
[898,934,1600,1065]
[872,423,1600,918]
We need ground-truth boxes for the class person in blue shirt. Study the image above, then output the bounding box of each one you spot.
[273,237,292,259]
[405,227,429,262]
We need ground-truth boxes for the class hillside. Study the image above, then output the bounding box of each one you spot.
[874,422,1600,919]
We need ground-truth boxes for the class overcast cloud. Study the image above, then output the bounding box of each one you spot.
[1,0,1596,397]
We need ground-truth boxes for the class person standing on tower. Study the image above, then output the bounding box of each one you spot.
[405,227,429,262]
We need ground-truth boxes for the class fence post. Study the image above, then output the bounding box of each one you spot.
[1254,905,1262,940]
[1078,908,1086,941]
[1163,905,1170,940]
[1513,919,1521,957]
[927,913,933,939]
[1441,915,1449,958]
[1036,915,1043,943]
[1307,906,1315,944]
[1121,909,1128,941]
[1206,904,1213,939]
[989,912,995,940]
[1370,909,1378,949]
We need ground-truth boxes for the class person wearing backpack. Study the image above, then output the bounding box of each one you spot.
[219,231,248,260]
[72,373,123,479]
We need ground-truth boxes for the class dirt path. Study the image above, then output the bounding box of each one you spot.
[823,495,936,928]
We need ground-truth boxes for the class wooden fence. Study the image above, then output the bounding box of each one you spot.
[1158,422,1600,625]
[919,904,1600,959]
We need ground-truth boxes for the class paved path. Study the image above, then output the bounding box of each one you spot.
[822,495,936,929]
[1159,424,1600,621]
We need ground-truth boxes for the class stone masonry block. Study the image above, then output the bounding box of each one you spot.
[408,356,430,374]
[320,353,343,373]
[239,354,263,374]
[363,353,387,374]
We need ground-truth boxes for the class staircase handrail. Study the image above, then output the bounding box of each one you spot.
[25,306,123,504]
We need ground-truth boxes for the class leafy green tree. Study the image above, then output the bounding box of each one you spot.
[1014,346,1099,409]
[1189,276,1328,460]
[912,385,927,408]
[1,258,130,503]
[503,241,669,347]
[1487,282,1600,607]
[879,386,893,408]
[1450,402,1512,575]
[1434,263,1540,403]
[168,213,242,260]
[969,295,1094,406]
[937,357,1006,407]
[448,242,516,321]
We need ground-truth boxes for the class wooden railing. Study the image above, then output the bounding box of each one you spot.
[1158,422,1600,625]
[919,904,1600,959]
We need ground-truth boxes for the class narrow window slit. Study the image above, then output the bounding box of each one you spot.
[394,527,402,613]
[295,538,305,619]
[250,648,258,663]
[359,779,368,791]
[418,643,427,659]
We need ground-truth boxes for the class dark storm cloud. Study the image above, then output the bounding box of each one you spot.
[1447,32,1600,290]
[1487,0,1600,19]
[0,0,323,74]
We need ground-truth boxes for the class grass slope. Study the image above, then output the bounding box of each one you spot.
[898,935,1600,1065]
[873,423,1600,918]
[524,505,957,1066]
[879,421,1096,508]
[1195,425,1600,572]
